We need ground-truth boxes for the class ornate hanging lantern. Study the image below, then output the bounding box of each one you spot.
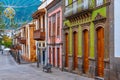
[4,7,15,19]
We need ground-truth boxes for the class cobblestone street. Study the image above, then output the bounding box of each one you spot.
[0,51,94,80]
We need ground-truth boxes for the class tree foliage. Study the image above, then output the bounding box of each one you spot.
[2,35,12,48]
[0,2,5,29]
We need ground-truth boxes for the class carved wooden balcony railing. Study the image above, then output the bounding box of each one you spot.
[18,37,26,44]
[16,45,22,50]
[20,37,26,44]
[33,29,45,41]
[50,35,55,45]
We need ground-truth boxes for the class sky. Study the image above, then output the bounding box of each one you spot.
[0,0,41,29]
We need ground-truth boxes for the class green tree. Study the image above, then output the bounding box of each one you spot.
[2,35,12,48]
[0,2,5,29]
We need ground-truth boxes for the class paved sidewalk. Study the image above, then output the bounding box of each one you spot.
[27,63,94,80]
[0,51,94,80]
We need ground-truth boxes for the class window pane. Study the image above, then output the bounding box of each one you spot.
[73,0,77,14]
[57,12,60,36]
[83,0,89,9]
[49,17,51,37]
[65,0,69,6]
[52,15,56,36]
[96,0,103,7]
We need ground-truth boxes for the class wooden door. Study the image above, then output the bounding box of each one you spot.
[53,48,55,67]
[49,48,51,64]
[65,33,69,67]
[73,32,78,70]
[57,48,60,67]
[97,27,104,77]
[83,30,89,73]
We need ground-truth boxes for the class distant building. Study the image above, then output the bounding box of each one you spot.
[13,22,36,62]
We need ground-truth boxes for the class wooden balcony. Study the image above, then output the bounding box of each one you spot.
[33,29,45,41]
[50,36,55,45]
[32,9,45,19]
[18,37,26,44]
[16,45,22,50]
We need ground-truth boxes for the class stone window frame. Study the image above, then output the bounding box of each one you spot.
[63,28,70,56]
[93,20,106,61]
[81,22,90,74]
[93,19,107,76]
[71,26,79,70]
[63,28,70,68]
[72,26,79,56]
[81,22,90,59]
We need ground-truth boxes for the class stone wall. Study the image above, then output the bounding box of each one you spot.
[110,58,120,80]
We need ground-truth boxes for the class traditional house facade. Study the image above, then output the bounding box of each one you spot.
[12,28,22,53]
[32,0,53,65]
[18,26,27,60]
[32,9,46,65]
[26,23,36,62]
[46,0,63,69]
[14,22,36,62]
[63,0,111,79]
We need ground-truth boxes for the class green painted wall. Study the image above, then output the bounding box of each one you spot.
[89,7,107,58]
[67,0,72,55]
[92,7,107,20]
[78,25,82,56]
[69,28,72,55]
[64,3,107,58]
[68,0,72,4]
[90,0,95,8]
[64,20,71,27]
[90,22,95,58]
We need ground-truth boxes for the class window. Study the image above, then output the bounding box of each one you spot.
[96,0,103,7]
[49,48,51,64]
[39,18,41,29]
[43,43,45,47]
[43,15,45,32]
[65,0,69,6]
[83,0,89,9]
[57,12,60,37]
[49,17,51,37]
[73,0,77,14]
[52,14,56,36]
[57,48,60,67]
[39,43,41,47]
[65,0,69,12]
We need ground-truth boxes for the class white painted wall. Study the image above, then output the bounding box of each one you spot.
[27,25,31,59]
[38,0,53,10]
[114,0,120,57]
